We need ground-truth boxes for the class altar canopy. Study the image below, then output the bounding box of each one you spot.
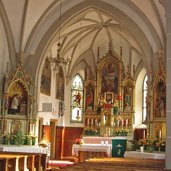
[84,47,135,137]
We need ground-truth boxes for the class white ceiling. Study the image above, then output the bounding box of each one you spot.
[1,0,166,75]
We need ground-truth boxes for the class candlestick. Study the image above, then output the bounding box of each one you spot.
[159,130,161,139]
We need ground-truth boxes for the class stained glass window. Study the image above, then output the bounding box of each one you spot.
[142,75,148,122]
[71,74,84,122]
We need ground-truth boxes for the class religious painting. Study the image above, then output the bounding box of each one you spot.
[101,62,118,94]
[56,67,64,100]
[8,82,28,115]
[105,92,114,104]
[11,121,21,135]
[123,85,133,111]
[85,82,95,111]
[40,59,51,96]
[153,80,166,118]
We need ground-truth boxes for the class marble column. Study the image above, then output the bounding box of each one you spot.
[166,0,171,169]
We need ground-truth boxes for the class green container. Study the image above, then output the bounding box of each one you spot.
[112,139,127,157]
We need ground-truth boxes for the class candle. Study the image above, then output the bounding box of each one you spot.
[122,120,124,126]
[8,123,11,134]
[91,119,93,126]
[87,119,89,126]
[143,130,146,138]
[126,119,128,126]
[159,130,162,139]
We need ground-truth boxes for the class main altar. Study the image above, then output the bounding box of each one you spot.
[83,46,135,138]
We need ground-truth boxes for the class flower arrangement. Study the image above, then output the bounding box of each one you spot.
[74,138,84,145]
[129,138,166,152]
[102,103,113,109]
[84,127,98,136]
[115,128,129,136]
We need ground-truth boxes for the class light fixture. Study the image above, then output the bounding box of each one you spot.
[45,0,68,70]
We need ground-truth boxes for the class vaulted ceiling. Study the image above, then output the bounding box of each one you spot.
[0,0,166,78]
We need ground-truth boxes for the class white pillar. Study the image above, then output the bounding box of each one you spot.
[166,0,171,169]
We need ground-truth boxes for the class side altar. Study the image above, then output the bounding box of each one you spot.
[83,46,135,137]
[0,58,36,144]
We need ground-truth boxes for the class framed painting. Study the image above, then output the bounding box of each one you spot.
[153,80,166,118]
[40,59,51,96]
[101,62,119,94]
[85,82,95,111]
[105,92,114,104]
[11,121,21,135]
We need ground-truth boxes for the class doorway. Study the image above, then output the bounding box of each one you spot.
[50,119,58,159]
[38,118,43,142]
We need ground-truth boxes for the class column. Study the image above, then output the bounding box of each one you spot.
[166,0,171,169]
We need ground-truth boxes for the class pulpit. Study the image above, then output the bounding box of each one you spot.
[112,137,127,157]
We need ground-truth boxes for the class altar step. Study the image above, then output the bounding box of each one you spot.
[61,156,78,163]
[57,157,165,171]
[47,159,74,170]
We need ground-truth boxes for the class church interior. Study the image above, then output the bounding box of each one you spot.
[0,0,171,170]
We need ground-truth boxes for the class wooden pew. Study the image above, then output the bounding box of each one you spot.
[0,156,16,171]
[0,152,47,171]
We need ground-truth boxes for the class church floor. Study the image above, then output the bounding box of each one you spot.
[47,157,166,171]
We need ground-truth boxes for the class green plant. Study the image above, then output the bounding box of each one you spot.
[84,128,98,136]
[2,135,10,145]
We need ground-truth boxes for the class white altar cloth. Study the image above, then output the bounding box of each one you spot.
[83,136,127,144]
[72,144,112,157]
[83,137,113,144]
[0,145,47,154]
[124,151,165,159]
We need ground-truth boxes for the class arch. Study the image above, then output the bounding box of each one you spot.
[0,1,16,70]
[25,0,162,89]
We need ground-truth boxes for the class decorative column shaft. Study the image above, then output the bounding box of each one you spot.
[166,0,171,169]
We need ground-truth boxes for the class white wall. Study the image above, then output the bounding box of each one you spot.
[134,68,146,128]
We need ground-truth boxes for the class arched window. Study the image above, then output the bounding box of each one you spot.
[142,75,148,123]
[71,74,84,122]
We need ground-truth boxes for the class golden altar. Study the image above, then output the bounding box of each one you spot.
[84,47,135,137]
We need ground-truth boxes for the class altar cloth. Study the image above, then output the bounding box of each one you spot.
[0,145,47,154]
[72,143,112,157]
[124,151,165,159]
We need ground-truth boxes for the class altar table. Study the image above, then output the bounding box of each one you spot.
[72,144,112,162]
[124,151,165,159]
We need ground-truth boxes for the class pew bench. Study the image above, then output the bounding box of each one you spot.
[0,152,47,171]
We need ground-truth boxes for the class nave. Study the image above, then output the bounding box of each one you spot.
[47,158,165,171]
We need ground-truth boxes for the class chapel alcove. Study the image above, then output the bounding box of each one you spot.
[149,50,166,139]
[0,61,36,137]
